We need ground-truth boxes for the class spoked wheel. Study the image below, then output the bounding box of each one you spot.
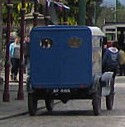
[106,77,115,110]
[45,99,54,112]
[92,83,102,116]
[28,92,38,116]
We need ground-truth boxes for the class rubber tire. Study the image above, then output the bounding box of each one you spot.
[92,83,102,116]
[106,77,115,110]
[28,93,37,116]
[45,99,54,112]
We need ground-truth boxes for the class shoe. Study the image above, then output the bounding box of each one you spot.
[14,76,18,82]
[10,74,14,80]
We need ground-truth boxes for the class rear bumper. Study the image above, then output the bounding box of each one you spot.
[28,88,95,100]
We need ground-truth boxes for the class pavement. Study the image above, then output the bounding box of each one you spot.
[0,73,29,120]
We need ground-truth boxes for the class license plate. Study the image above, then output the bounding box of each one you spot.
[53,89,70,93]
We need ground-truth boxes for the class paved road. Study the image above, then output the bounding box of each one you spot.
[0,76,125,127]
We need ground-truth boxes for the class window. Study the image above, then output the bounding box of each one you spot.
[40,38,53,49]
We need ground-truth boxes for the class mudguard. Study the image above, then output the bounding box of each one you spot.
[26,76,34,93]
[92,75,101,92]
[101,72,114,96]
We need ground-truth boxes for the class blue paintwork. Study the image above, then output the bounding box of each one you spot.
[30,26,93,88]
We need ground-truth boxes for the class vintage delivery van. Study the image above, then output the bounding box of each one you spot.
[27,25,115,116]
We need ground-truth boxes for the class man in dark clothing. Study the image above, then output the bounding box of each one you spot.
[118,31,125,50]
[102,41,119,78]
[23,35,30,75]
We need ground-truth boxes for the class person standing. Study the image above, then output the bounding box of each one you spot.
[118,31,125,51]
[9,36,20,81]
[102,41,119,78]
[119,48,125,76]
[23,35,30,75]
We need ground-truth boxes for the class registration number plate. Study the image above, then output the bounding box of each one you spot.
[53,89,70,93]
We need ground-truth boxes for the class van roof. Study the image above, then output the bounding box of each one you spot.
[88,26,105,36]
[31,25,105,37]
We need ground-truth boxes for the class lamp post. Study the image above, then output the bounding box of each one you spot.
[17,0,25,100]
[33,0,38,27]
[44,0,50,25]
[0,2,2,49]
[93,1,97,25]
[78,0,86,25]
[3,1,13,102]
[115,0,118,22]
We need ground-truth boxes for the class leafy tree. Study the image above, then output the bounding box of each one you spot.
[1,0,104,26]
[96,0,125,28]
[116,0,125,22]
[2,2,33,27]
[67,0,103,25]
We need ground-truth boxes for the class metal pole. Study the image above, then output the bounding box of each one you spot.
[78,0,86,25]
[17,0,25,100]
[44,0,50,25]
[0,2,2,51]
[63,8,67,24]
[115,0,118,22]
[93,1,97,25]
[33,0,38,27]
[3,1,13,102]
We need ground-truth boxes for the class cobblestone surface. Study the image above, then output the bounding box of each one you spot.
[0,76,125,127]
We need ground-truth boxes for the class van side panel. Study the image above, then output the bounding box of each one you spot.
[92,36,102,76]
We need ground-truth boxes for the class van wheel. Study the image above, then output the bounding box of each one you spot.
[45,99,54,112]
[28,92,37,116]
[106,77,115,110]
[92,83,102,115]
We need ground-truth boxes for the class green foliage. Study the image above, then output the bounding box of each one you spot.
[2,2,33,26]
[96,0,125,28]
[67,17,77,25]
[67,0,103,25]
[2,0,104,26]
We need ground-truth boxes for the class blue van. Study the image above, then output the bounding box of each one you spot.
[27,26,115,116]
